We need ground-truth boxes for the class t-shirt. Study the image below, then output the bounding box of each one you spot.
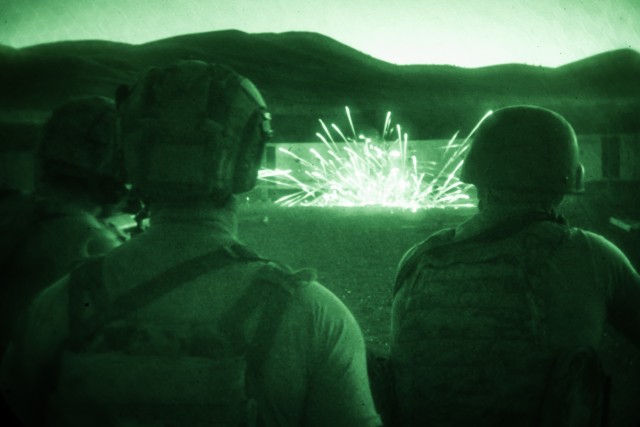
[1,207,381,427]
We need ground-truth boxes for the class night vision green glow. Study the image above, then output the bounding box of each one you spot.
[259,108,493,211]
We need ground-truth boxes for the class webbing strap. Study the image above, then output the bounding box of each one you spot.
[219,272,294,378]
[67,257,107,348]
[67,244,263,350]
[207,270,296,409]
[246,280,291,375]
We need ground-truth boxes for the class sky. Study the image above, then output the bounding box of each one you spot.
[0,0,639,68]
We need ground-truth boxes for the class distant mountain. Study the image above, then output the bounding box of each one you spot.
[0,30,639,143]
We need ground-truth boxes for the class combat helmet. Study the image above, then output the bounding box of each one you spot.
[39,96,124,188]
[117,60,273,201]
[460,106,584,194]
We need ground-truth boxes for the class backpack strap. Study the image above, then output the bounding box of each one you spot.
[393,211,568,296]
[219,263,312,378]
[67,243,263,350]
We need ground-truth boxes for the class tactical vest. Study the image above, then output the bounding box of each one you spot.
[392,215,598,426]
[47,244,307,427]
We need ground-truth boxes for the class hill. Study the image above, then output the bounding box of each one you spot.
[0,30,639,143]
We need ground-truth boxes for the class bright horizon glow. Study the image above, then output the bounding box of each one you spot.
[0,0,639,67]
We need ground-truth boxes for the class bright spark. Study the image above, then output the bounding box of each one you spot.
[258,107,492,211]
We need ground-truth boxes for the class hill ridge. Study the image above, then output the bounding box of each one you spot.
[0,30,638,139]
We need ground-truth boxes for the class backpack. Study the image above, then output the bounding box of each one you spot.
[47,243,308,427]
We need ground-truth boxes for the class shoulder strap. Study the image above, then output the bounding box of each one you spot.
[219,264,310,372]
[393,211,568,296]
[67,243,263,350]
[211,263,313,408]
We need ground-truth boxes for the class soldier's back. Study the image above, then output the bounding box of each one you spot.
[37,213,380,426]
[1,193,121,354]
[391,220,617,426]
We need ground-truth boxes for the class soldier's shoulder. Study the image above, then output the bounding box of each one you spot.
[254,261,317,292]
[425,227,457,246]
[254,261,356,318]
[555,226,613,251]
[400,227,456,266]
[575,228,630,260]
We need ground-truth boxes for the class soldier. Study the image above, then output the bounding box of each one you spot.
[0,96,127,357]
[1,61,381,427]
[390,106,640,426]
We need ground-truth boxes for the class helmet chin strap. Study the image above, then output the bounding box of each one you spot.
[572,164,585,194]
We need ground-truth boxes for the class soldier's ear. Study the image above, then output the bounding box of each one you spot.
[115,84,132,108]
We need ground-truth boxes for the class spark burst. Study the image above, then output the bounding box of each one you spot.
[259,108,492,211]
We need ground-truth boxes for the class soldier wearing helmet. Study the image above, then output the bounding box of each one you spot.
[1,61,381,427]
[0,96,127,358]
[390,106,640,426]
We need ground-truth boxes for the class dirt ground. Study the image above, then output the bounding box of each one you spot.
[237,191,640,426]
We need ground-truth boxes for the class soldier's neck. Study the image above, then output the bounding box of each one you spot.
[149,198,238,237]
[455,199,562,241]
